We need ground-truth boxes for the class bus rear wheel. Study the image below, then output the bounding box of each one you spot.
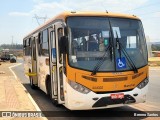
[29,76,36,89]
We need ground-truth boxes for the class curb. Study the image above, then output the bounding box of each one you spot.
[9,63,48,120]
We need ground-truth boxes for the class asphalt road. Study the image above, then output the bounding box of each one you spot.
[11,58,160,120]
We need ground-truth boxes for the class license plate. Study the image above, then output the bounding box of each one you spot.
[111,93,124,99]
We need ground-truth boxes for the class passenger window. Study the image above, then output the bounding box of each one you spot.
[41,29,49,56]
[33,39,36,60]
[23,40,26,47]
[38,33,42,55]
[43,29,48,43]
[42,42,49,56]
[58,28,63,39]
[24,38,31,56]
[29,38,31,47]
[58,28,63,63]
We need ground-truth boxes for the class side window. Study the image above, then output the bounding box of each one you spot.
[42,43,49,56]
[41,29,49,56]
[126,36,137,48]
[38,33,42,56]
[57,28,63,63]
[24,38,31,56]
[26,39,29,46]
[58,28,63,39]
[23,39,26,56]
[29,38,31,47]
[28,38,31,56]
[23,39,26,47]
[24,39,27,56]
[33,38,36,60]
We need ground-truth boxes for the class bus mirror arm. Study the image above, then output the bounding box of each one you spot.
[60,36,68,54]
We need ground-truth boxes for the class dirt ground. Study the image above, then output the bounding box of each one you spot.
[148,57,160,66]
[0,61,17,76]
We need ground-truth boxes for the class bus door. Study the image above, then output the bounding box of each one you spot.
[31,37,38,85]
[49,23,65,104]
[55,23,65,104]
[48,26,58,99]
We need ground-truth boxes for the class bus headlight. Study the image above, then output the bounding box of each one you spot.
[68,80,91,94]
[137,78,149,89]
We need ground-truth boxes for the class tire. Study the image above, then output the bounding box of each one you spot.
[47,77,52,97]
[10,59,16,63]
[47,76,59,107]
[29,76,36,89]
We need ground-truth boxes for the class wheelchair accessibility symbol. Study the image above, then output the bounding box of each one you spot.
[116,57,126,69]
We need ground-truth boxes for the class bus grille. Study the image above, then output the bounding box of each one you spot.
[82,75,97,82]
[92,95,136,108]
[103,77,127,82]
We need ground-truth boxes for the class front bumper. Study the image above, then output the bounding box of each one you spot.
[64,83,148,110]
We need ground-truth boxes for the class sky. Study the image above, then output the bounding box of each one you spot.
[0,0,160,45]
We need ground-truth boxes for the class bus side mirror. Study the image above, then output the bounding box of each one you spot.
[60,36,68,54]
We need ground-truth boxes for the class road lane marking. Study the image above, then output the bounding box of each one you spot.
[9,63,22,79]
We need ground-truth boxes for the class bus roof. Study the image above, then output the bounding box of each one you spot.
[24,11,140,39]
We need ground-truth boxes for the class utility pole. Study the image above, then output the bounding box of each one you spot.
[33,14,48,25]
[11,36,14,49]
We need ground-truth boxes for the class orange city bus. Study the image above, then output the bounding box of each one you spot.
[23,11,148,110]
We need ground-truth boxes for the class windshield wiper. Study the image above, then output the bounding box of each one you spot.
[115,32,138,73]
[91,44,112,76]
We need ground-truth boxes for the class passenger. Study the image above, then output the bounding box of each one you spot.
[88,36,98,51]
[72,39,78,55]
[99,38,105,51]
[80,37,87,51]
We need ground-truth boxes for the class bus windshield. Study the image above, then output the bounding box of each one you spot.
[67,17,148,72]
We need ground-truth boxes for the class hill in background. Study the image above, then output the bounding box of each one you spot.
[151,42,160,51]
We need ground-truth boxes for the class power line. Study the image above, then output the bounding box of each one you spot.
[11,36,14,49]
[33,14,48,25]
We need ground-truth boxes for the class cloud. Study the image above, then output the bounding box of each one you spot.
[9,0,149,18]
[32,0,44,4]
[9,12,30,16]
[30,0,149,16]
[153,12,160,17]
